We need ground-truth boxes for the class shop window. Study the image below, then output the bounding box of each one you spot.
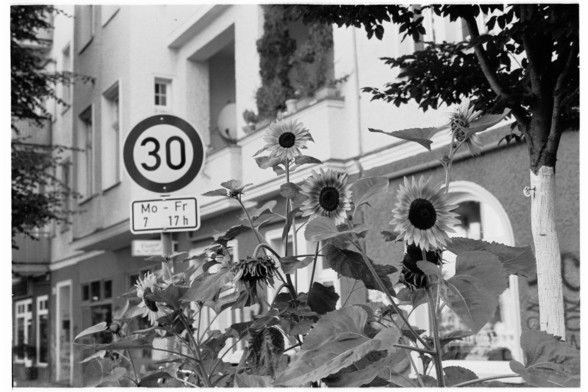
[36,296,49,366]
[14,299,33,364]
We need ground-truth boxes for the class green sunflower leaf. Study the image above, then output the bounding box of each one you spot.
[280,182,306,205]
[350,176,389,214]
[181,268,233,303]
[235,374,273,388]
[202,188,229,197]
[446,237,536,278]
[280,255,313,274]
[465,109,510,137]
[368,127,441,151]
[454,251,509,296]
[240,200,278,224]
[255,155,283,170]
[324,243,396,295]
[307,281,339,315]
[274,306,378,386]
[74,322,109,341]
[304,216,369,242]
[213,224,253,246]
[509,330,580,387]
[416,260,443,279]
[444,366,480,387]
[441,276,498,334]
[294,155,322,166]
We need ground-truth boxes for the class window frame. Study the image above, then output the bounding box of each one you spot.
[154,77,173,112]
[408,181,523,381]
[36,295,49,367]
[77,106,94,201]
[14,298,33,364]
[101,81,122,191]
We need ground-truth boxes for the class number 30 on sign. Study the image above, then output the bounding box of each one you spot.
[123,115,205,193]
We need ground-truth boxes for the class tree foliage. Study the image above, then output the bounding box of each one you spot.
[11,5,82,246]
[286,4,579,172]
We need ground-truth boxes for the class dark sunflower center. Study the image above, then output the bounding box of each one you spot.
[142,287,159,312]
[408,198,437,230]
[278,132,296,148]
[319,187,340,212]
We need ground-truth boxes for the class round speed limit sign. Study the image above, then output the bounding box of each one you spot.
[123,115,205,193]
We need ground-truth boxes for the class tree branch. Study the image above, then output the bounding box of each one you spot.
[462,14,511,102]
[547,39,578,156]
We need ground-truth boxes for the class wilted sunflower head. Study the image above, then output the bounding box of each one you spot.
[232,256,277,287]
[300,168,353,225]
[390,176,460,251]
[263,119,313,161]
[135,272,171,326]
[449,101,484,156]
[400,243,443,290]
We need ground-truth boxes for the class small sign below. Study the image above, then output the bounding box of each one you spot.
[131,197,200,234]
[131,240,178,257]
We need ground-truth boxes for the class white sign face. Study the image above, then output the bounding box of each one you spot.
[123,115,205,194]
[130,197,200,234]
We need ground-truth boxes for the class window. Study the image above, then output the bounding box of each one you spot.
[81,280,113,351]
[77,5,94,52]
[81,280,112,303]
[59,159,72,232]
[78,107,94,199]
[56,280,72,383]
[36,296,49,366]
[265,227,341,308]
[14,299,33,364]
[102,82,120,190]
[409,181,522,380]
[61,44,71,107]
[154,78,172,111]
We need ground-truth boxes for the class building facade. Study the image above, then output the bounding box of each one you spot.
[12,5,579,386]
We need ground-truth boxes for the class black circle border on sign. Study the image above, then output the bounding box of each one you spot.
[123,115,205,193]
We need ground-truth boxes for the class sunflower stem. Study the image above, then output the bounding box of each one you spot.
[451,373,520,387]
[282,159,297,299]
[237,196,265,244]
[178,311,211,387]
[352,240,431,350]
[307,242,320,298]
[125,349,139,384]
[426,285,445,387]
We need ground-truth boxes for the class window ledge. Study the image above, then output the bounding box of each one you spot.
[102,181,121,194]
[78,194,96,206]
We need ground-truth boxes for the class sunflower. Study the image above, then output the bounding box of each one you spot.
[230,256,277,306]
[449,101,484,156]
[390,176,459,251]
[262,119,313,161]
[135,272,171,326]
[300,168,353,225]
[400,243,443,290]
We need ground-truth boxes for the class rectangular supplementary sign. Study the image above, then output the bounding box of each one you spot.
[130,197,200,234]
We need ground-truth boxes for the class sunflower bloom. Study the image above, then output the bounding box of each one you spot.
[390,176,459,251]
[262,119,313,161]
[449,101,484,156]
[135,272,171,326]
[300,168,352,225]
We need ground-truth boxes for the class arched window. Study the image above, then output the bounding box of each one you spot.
[439,181,523,378]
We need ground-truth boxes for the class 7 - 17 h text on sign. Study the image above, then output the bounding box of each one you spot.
[131,197,200,234]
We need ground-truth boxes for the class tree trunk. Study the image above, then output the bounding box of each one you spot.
[529,166,565,338]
